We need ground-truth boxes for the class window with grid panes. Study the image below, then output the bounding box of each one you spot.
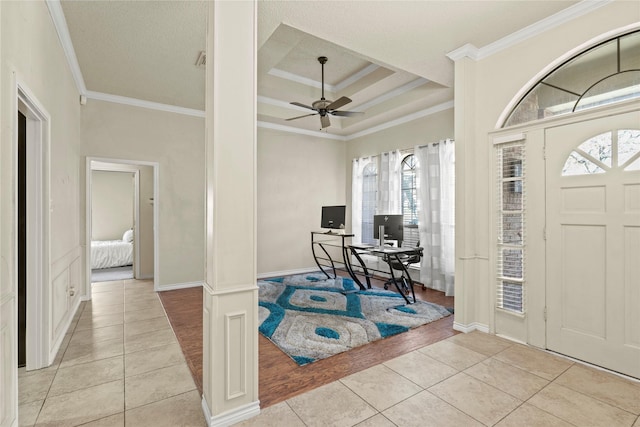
[401,154,420,249]
[496,141,525,313]
[362,162,377,245]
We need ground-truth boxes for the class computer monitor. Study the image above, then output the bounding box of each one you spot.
[321,205,346,230]
[373,214,403,245]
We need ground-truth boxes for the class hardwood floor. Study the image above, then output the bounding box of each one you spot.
[159,274,456,408]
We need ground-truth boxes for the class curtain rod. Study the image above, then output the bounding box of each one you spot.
[417,139,453,149]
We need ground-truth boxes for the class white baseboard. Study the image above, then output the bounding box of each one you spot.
[202,397,260,427]
[48,296,82,366]
[453,321,489,334]
[257,267,318,280]
[157,281,203,291]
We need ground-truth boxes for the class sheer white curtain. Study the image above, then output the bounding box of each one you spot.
[416,140,455,296]
[351,157,368,244]
[377,150,402,214]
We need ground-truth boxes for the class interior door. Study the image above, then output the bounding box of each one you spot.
[545,110,640,378]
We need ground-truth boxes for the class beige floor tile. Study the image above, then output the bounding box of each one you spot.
[124,390,206,427]
[81,303,125,317]
[495,403,575,427]
[124,316,171,339]
[124,342,185,377]
[124,298,163,313]
[417,339,486,371]
[383,349,458,388]
[341,364,423,411]
[123,306,166,323]
[91,291,125,306]
[529,383,637,427]
[124,292,159,305]
[493,344,573,381]
[35,380,124,427]
[464,357,549,401]
[92,282,124,294]
[69,325,124,346]
[60,337,124,368]
[383,390,483,427]
[75,313,124,332]
[124,363,195,410]
[429,372,522,426]
[286,381,377,427]
[554,364,640,414]
[49,356,124,397]
[78,412,124,426]
[353,414,396,427]
[18,399,43,427]
[447,331,514,356]
[233,402,304,427]
[18,369,57,405]
[124,328,176,354]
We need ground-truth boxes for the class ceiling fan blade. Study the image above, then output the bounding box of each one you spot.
[325,96,351,110]
[330,110,363,117]
[290,102,316,111]
[286,113,317,121]
[320,115,331,128]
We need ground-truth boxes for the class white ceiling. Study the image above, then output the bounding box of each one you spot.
[58,0,587,138]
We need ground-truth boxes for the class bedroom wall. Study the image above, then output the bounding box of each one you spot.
[81,100,205,289]
[452,1,639,342]
[91,171,134,241]
[257,127,346,275]
[0,0,82,397]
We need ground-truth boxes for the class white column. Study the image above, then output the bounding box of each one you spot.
[202,2,259,426]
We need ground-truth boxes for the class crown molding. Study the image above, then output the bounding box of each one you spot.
[85,91,206,118]
[356,78,429,111]
[268,63,380,93]
[345,100,454,141]
[447,0,611,61]
[257,121,347,141]
[46,0,87,94]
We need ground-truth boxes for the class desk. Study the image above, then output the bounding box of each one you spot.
[348,245,423,304]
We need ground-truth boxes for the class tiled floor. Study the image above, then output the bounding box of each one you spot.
[19,280,640,426]
[236,332,640,427]
[18,279,206,427]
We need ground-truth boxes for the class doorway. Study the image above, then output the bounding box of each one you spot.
[85,158,159,299]
[545,110,640,378]
[18,111,26,368]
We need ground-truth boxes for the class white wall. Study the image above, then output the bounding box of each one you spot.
[257,128,346,275]
[1,2,82,420]
[81,100,205,288]
[452,1,640,342]
[91,170,134,241]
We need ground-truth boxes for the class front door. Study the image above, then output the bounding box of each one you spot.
[545,110,640,378]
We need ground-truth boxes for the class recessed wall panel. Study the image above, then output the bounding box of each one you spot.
[51,270,69,341]
[561,225,606,337]
[225,311,246,400]
[561,186,606,213]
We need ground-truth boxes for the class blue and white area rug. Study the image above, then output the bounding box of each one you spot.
[258,273,452,366]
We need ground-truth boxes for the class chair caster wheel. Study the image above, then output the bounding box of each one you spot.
[383,284,389,290]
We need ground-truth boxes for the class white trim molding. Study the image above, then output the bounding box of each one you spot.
[202,398,260,427]
[157,281,203,292]
[85,91,205,118]
[447,0,612,61]
[257,267,318,280]
[268,63,380,93]
[453,322,490,334]
[257,121,346,141]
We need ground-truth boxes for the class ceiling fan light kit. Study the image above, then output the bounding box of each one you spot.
[286,56,363,129]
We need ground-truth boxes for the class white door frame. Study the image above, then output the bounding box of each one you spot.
[16,78,51,370]
[85,157,159,299]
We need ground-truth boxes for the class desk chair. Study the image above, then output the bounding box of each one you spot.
[383,242,422,296]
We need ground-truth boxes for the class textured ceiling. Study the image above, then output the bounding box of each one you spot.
[60,0,581,136]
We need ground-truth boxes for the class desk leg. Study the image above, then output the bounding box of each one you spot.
[388,254,415,304]
[344,247,370,290]
[311,240,334,279]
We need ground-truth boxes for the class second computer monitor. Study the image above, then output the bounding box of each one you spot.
[373,214,403,245]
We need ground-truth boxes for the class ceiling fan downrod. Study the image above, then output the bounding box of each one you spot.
[318,56,327,101]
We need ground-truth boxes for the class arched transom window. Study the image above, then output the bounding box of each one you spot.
[504,30,640,128]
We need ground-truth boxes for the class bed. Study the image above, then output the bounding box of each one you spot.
[91,229,134,270]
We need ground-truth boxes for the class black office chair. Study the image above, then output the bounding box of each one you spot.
[383,241,422,296]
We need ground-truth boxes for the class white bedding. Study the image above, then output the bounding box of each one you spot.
[91,240,133,270]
